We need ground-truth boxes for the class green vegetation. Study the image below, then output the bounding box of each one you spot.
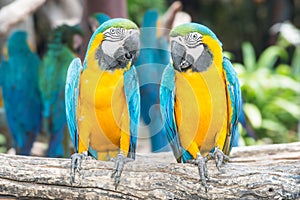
[233,41,300,145]
[127,0,167,26]
[0,133,7,153]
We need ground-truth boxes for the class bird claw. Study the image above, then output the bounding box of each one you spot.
[187,153,210,190]
[70,152,89,183]
[111,152,133,190]
[209,147,230,171]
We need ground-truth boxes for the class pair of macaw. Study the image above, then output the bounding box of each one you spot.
[0,25,82,157]
[65,18,242,189]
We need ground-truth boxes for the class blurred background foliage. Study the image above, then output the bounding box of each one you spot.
[233,38,300,145]
[0,0,299,154]
[127,0,167,26]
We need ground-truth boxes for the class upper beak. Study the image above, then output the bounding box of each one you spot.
[123,30,140,62]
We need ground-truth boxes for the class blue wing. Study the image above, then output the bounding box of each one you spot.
[222,57,242,153]
[65,58,82,153]
[124,65,140,159]
[160,64,182,162]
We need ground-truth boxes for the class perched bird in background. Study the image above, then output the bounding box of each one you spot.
[65,18,140,189]
[1,31,42,155]
[160,23,242,188]
[38,24,83,157]
[135,10,170,152]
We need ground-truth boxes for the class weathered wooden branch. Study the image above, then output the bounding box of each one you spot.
[0,142,299,199]
[0,0,46,36]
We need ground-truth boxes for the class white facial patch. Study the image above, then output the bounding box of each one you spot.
[170,35,204,62]
[101,28,139,58]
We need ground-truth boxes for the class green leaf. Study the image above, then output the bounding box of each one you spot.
[0,134,6,144]
[242,42,256,71]
[270,74,300,92]
[291,46,300,78]
[274,98,300,119]
[232,63,245,75]
[243,103,262,128]
[256,46,288,69]
[261,119,287,133]
[223,51,235,60]
[275,64,292,76]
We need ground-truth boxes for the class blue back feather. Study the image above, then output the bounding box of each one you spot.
[124,65,140,159]
[2,31,42,155]
[65,58,82,152]
[223,57,242,150]
[160,64,182,162]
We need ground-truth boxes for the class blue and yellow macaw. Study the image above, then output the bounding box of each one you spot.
[38,24,83,157]
[1,31,42,155]
[135,10,170,152]
[160,23,242,187]
[65,18,140,189]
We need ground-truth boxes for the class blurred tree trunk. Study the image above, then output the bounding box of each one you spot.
[79,0,128,60]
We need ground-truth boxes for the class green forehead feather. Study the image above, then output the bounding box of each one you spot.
[97,18,138,33]
[170,23,222,45]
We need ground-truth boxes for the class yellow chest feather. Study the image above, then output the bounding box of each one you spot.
[174,64,228,156]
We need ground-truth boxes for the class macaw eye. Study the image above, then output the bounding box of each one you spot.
[193,33,199,40]
[184,32,202,48]
[104,27,126,41]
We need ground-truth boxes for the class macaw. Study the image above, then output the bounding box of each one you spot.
[65,18,140,189]
[135,10,171,152]
[160,23,242,188]
[1,31,42,155]
[38,24,83,157]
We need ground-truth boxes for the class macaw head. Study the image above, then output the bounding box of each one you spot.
[49,24,83,53]
[7,31,30,55]
[86,18,140,71]
[169,23,223,72]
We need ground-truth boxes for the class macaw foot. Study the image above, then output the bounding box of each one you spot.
[209,147,230,171]
[110,152,133,190]
[187,153,210,190]
[70,152,91,183]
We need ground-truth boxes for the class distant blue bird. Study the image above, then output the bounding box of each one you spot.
[135,10,171,152]
[38,25,83,157]
[1,31,41,155]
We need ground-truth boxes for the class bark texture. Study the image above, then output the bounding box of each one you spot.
[0,142,299,199]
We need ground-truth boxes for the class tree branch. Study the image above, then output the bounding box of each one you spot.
[0,142,299,199]
[0,0,46,36]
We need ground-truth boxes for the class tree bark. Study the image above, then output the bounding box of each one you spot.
[0,142,299,199]
[0,0,46,36]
